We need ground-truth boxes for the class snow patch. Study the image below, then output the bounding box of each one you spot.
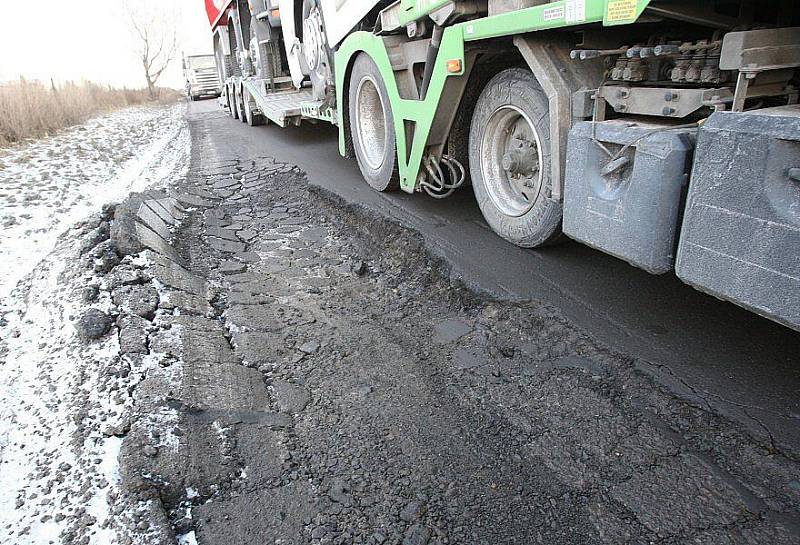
[0,103,190,544]
[0,103,189,298]
[177,531,198,545]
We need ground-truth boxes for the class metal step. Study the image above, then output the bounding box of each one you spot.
[300,100,337,125]
[242,79,313,127]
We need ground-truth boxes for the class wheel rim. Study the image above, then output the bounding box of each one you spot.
[354,76,388,171]
[479,105,543,217]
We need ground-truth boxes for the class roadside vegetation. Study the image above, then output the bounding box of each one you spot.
[0,78,180,147]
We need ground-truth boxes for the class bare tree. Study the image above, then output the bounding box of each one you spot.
[125,1,177,100]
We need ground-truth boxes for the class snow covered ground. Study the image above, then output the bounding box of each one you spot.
[0,103,190,544]
[0,103,189,298]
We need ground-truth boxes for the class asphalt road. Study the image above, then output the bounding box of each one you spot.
[80,98,800,544]
[189,99,800,452]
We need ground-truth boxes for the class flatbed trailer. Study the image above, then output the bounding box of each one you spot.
[204,0,800,332]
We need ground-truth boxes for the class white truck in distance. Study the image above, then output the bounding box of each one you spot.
[183,54,222,101]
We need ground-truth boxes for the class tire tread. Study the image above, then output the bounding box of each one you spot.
[468,67,564,248]
[348,54,400,192]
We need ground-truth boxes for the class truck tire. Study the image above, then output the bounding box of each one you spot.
[238,87,248,123]
[348,54,400,192]
[234,86,246,122]
[231,85,240,119]
[224,55,236,79]
[249,19,274,80]
[302,0,335,102]
[468,67,562,248]
[214,39,230,82]
[243,88,265,126]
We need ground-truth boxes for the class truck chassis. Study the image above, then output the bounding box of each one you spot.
[205,0,800,331]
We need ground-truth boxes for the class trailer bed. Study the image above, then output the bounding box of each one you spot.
[242,80,337,127]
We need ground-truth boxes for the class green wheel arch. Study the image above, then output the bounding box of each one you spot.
[335,29,465,193]
[333,0,654,193]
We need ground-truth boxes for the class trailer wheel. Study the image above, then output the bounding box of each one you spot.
[249,18,275,80]
[230,85,240,119]
[243,89,264,126]
[348,54,399,192]
[233,86,247,123]
[238,87,248,124]
[469,68,562,247]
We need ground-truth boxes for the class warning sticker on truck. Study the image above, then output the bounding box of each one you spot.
[543,5,564,22]
[606,0,638,22]
[565,0,586,24]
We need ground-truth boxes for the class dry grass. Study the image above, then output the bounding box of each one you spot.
[0,79,181,147]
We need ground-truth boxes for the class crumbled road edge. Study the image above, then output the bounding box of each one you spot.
[0,103,188,298]
[0,103,189,545]
[0,205,174,544]
[105,143,799,545]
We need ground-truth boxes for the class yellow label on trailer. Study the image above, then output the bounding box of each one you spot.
[606,0,638,22]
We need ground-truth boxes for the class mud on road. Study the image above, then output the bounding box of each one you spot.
[85,107,800,545]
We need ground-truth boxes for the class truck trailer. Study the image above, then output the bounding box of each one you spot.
[203,0,800,331]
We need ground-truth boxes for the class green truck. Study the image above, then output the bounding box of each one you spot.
[204,0,800,331]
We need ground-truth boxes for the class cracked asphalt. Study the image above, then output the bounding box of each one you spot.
[200,100,800,455]
[78,99,799,544]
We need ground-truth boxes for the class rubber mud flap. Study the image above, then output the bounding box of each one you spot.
[676,106,800,331]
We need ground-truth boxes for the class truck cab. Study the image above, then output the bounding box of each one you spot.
[183,54,223,101]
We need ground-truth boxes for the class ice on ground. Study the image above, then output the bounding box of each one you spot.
[0,103,190,544]
[0,102,189,298]
[177,531,198,545]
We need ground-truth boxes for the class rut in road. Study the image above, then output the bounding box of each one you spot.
[113,112,800,545]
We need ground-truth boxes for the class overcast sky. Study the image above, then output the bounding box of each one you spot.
[0,0,214,89]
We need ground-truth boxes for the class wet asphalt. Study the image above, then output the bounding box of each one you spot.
[95,99,800,544]
[187,99,800,453]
